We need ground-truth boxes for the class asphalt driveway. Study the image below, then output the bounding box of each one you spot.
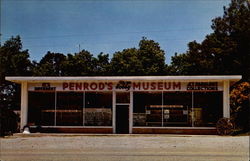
[0,134,249,161]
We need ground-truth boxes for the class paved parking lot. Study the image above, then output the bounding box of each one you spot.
[0,134,249,161]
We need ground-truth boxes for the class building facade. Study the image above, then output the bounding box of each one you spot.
[6,76,241,134]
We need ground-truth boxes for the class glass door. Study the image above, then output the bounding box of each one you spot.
[116,105,129,133]
[115,92,130,134]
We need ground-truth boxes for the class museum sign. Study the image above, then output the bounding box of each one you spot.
[29,81,222,92]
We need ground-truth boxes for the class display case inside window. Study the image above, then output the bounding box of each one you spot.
[145,105,162,126]
[134,92,192,127]
[56,92,83,126]
[28,92,55,126]
[163,92,191,127]
[85,92,112,126]
[188,107,203,126]
[133,92,162,126]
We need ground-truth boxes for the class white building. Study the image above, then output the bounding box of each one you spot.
[6,75,241,134]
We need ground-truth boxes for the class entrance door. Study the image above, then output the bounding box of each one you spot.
[116,105,129,134]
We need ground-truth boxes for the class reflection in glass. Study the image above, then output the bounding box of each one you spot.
[163,92,191,127]
[56,92,83,126]
[133,92,162,127]
[85,92,112,126]
[28,92,55,126]
[116,92,130,103]
[193,92,223,127]
[133,91,223,127]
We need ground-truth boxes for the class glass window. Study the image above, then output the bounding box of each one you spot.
[28,92,55,126]
[193,92,223,127]
[56,92,83,126]
[133,91,222,127]
[133,92,162,127]
[28,91,112,127]
[116,92,130,103]
[85,92,112,126]
[163,92,191,127]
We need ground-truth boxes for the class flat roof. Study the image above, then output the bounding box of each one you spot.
[5,75,242,83]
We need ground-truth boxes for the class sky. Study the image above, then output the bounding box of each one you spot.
[1,0,231,64]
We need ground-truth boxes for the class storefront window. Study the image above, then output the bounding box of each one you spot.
[85,92,112,126]
[28,86,222,128]
[116,92,130,103]
[133,92,162,127]
[163,92,191,127]
[133,91,222,127]
[193,92,223,127]
[56,92,83,126]
[28,92,55,126]
[29,91,112,127]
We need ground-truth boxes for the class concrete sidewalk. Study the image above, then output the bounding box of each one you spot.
[0,134,249,161]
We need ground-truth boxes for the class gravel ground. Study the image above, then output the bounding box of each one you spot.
[0,134,249,161]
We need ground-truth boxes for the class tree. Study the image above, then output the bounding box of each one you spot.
[110,48,143,75]
[93,52,110,76]
[32,50,109,76]
[168,41,214,75]
[0,36,31,134]
[110,37,166,76]
[138,37,166,75]
[230,81,250,131]
[0,36,32,110]
[32,51,66,76]
[169,0,250,79]
[211,0,250,80]
[0,36,32,83]
[63,50,96,76]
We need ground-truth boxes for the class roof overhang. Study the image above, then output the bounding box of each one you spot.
[5,75,242,84]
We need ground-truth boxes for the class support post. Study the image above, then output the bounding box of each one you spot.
[192,91,194,127]
[129,91,133,134]
[54,91,57,126]
[223,80,230,118]
[83,92,85,126]
[112,91,116,133]
[20,82,28,132]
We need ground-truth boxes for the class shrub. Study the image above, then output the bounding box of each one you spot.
[0,108,19,136]
[230,81,250,132]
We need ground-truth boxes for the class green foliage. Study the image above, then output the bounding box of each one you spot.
[0,108,19,136]
[230,81,250,131]
[93,52,110,76]
[209,0,250,78]
[0,36,31,134]
[63,50,96,76]
[138,37,166,75]
[0,36,31,111]
[110,48,143,75]
[110,37,166,76]
[32,51,66,76]
[32,50,110,76]
[31,37,166,76]
[169,0,250,80]
[0,36,32,83]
